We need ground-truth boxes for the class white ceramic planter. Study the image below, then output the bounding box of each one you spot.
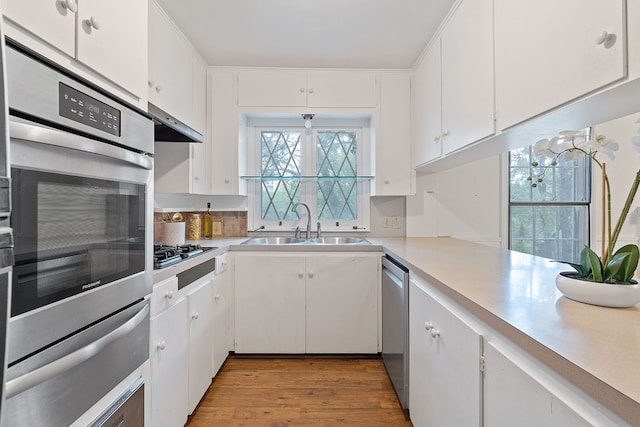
[556,272,640,308]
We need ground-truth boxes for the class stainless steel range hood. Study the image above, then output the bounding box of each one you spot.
[148,102,203,143]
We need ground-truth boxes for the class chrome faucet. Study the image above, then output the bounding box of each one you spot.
[292,202,311,239]
[316,221,322,238]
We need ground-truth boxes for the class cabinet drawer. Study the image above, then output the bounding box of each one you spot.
[151,276,179,317]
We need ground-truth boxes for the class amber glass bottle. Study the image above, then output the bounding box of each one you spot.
[204,202,213,239]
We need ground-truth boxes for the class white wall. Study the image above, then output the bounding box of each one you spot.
[591,113,640,253]
[407,155,503,246]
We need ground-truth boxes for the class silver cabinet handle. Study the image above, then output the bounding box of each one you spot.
[6,304,149,398]
[10,120,153,170]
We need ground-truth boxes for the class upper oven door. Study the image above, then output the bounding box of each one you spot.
[7,117,153,364]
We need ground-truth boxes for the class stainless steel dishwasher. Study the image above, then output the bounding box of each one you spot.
[382,254,410,410]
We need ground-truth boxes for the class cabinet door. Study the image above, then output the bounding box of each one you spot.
[237,70,307,107]
[148,1,193,123]
[150,298,188,427]
[211,270,230,376]
[307,71,377,108]
[2,0,75,57]
[187,280,213,414]
[210,70,244,195]
[495,0,625,130]
[376,73,412,195]
[409,280,483,427]
[440,0,494,154]
[76,0,147,97]
[305,255,378,353]
[413,40,442,166]
[234,254,306,353]
[484,342,593,427]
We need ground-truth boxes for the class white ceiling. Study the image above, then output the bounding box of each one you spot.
[154,0,456,69]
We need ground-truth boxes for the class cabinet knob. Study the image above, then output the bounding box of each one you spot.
[84,16,101,30]
[192,312,199,320]
[299,87,305,93]
[224,178,230,184]
[384,180,390,185]
[58,0,77,13]
[214,294,221,301]
[433,136,440,143]
[164,290,173,300]
[424,321,433,331]
[308,88,314,94]
[298,272,304,278]
[157,340,166,351]
[308,271,314,278]
[442,130,449,137]
[148,80,155,88]
[596,30,616,47]
[155,85,162,93]
[430,328,440,338]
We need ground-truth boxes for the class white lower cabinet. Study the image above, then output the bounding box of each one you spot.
[234,252,380,354]
[409,278,483,427]
[211,255,230,376]
[186,279,214,414]
[150,286,188,427]
[305,255,378,353]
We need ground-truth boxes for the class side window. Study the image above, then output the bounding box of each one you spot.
[509,143,591,262]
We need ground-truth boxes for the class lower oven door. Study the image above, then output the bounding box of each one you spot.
[4,299,150,427]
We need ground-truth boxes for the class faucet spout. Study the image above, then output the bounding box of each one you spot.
[292,202,311,239]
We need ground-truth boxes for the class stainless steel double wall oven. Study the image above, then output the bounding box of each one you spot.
[3,41,154,427]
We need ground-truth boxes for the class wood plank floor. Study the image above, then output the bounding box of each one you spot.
[185,355,413,426]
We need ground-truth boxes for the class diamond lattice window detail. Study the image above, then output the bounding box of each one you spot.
[316,131,357,220]
[261,131,301,220]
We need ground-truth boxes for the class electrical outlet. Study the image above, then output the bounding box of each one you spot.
[392,216,401,229]
[383,216,391,228]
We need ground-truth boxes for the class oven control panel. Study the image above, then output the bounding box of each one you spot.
[59,83,121,136]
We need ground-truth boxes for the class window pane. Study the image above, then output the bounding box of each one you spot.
[316,131,357,220]
[261,131,301,220]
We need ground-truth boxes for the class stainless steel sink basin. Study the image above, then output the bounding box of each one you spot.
[306,237,368,245]
[241,237,305,245]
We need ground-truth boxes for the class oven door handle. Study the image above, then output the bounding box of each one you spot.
[9,120,153,170]
[5,303,149,399]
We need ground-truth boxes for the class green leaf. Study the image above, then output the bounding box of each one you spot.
[606,245,639,283]
[552,246,590,277]
[584,247,604,282]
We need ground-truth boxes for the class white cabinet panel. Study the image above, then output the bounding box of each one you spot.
[440,0,494,154]
[211,268,230,376]
[187,280,213,414]
[148,1,193,125]
[2,0,75,57]
[409,279,483,427]
[307,71,377,108]
[192,54,207,134]
[237,70,307,107]
[376,73,412,195]
[234,254,306,353]
[150,297,188,427]
[76,0,146,97]
[495,0,626,130]
[305,255,378,353]
[412,41,442,167]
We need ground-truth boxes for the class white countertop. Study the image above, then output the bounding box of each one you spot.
[367,237,640,425]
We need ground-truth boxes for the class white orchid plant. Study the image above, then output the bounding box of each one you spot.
[531,121,640,284]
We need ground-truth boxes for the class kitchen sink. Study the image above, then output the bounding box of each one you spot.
[306,237,368,245]
[241,236,369,245]
[241,237,306,245]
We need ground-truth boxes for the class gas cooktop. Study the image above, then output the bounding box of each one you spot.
[153,244,213,269]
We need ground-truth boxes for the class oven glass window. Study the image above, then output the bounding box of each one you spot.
[11,168,146,316]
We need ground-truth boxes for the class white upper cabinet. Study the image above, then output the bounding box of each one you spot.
[148,1,193,127]
[2,0,147,98]
[76,0,147,98]
[440,0,494,154]
[2,0,76,57]
[376,72,413,195]
[237,70,377,108]
[495,0,626,130]
[412,39,442,166]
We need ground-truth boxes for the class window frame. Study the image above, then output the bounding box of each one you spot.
[246,118,371,232]
[508,142,592,262]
